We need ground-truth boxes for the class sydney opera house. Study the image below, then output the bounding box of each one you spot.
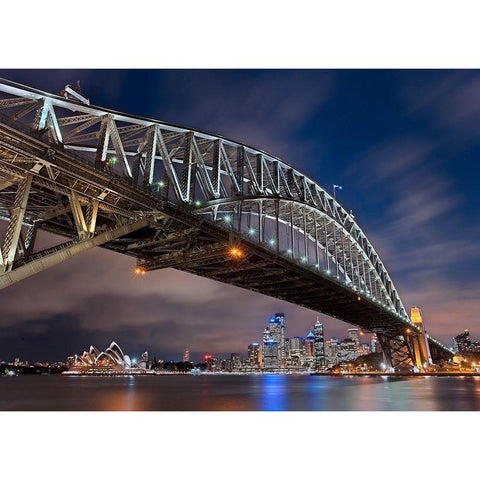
[64,341,153,375]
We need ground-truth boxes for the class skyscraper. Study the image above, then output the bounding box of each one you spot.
[305,331,315,360]
[313,318,325,370]
[263,339,279,370]
[348,329,360,349]
[231,353,241,370]
[324,338,340,367]
[183,349,190,363]
[288,336,304,367]
[453,330,471,353]
[248,343,261,369]
[268,313,286,368]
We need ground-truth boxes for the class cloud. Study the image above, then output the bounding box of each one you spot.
[400,70,480,141]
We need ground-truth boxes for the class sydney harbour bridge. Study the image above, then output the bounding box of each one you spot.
[0,78,452,371]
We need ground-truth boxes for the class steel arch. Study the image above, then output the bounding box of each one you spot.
[0,78,454,365]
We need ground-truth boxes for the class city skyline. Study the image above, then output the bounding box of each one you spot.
[0,70,479,362]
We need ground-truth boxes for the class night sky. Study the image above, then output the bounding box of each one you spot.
[0,69,478,363]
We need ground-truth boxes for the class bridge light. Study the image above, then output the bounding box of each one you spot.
[287,248,293,254]
[301,256,307,262]
[248,228,256,236]
[224,215,232,223]
[135,267,146,276]
[194,200,202,207]
[229,247,244,259]
[158,181,165,188]
[406,328,411,334]
[357,296,361,301]
[268,239,275,246]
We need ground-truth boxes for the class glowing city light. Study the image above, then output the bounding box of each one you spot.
[134,267,147,276]
[224,215,232,223]
[248,228,256,235]
[194,200,202,207]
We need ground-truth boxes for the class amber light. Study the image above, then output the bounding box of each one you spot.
[135,267,147,275]
[229,247,244,258]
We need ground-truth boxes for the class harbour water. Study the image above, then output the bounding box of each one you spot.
[2,374,480,411]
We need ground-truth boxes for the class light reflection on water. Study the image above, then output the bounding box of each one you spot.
[2,375,480,411]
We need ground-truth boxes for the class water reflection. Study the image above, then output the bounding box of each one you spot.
[261,375,288,411]
[2,375,480,411]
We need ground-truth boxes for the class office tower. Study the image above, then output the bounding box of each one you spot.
[231,353,241,371]
[370,334,378,353]
[248,343,261,368]
[205,355,218,371]
[289,336,304,367]
[324,338,340,367]
[263,339,279,370]
[348,328,360,347]
[313,318,325,370]
[305,331,315,361]
[453,330,471,353]
[267,313,285,367]
[338,338,359,363]
[268,313,286,367]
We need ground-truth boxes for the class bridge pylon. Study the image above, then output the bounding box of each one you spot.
[409,306,433,370]
[377,306,433,372]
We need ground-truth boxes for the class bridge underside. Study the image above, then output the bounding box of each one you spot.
[0,104,452,369]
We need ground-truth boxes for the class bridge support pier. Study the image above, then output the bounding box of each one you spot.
[377,334,415,372]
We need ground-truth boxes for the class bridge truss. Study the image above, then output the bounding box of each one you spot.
[0,78,452,369]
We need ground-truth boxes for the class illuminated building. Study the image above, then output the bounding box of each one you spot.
[305,331,315,362]
[231,353,241,371]
[65,341,151,374]
[263,339,279,370]
[348,329,360,352]
[370,334,378,353]
[359,343,371,355]
[183,349,190,362]
[338,338,358,364]
[313,318,325,370]
[453,330,471,353]
[324,338,340,367]
[268,313,286,367]
[205,355,219,371]
[288,336,305,367]
[248,343,261,368]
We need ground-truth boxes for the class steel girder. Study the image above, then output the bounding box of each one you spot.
[0,78,454,363]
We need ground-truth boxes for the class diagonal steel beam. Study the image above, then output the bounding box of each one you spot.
[1,173,33,271]
[0,218,150,290]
